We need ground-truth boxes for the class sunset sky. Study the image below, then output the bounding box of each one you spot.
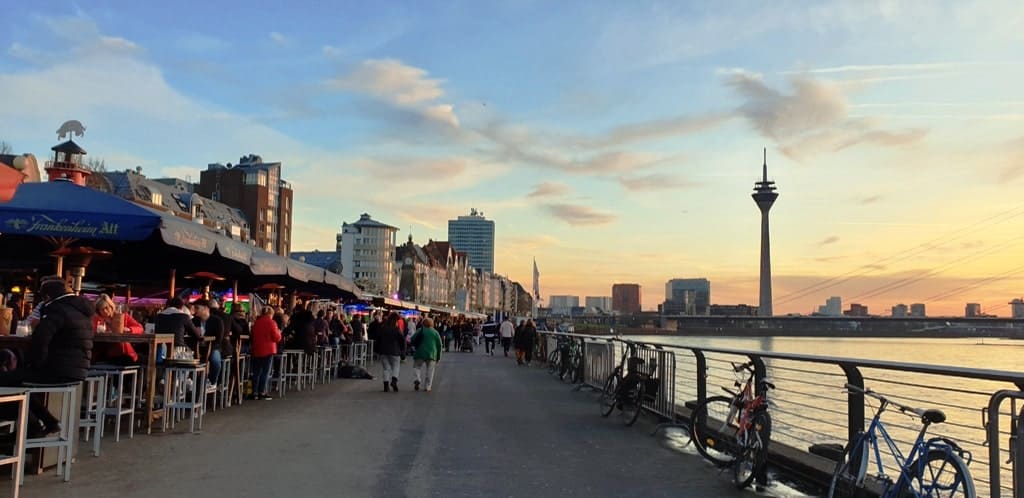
[2,2,1023,316]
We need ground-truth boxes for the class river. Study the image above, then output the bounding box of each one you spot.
[628,335,1024,496]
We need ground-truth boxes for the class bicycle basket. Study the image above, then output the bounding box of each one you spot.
[627,357,645,372]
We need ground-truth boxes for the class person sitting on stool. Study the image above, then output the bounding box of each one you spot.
[0,276,94,437]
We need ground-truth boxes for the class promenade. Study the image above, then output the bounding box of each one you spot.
[23,351,753,498]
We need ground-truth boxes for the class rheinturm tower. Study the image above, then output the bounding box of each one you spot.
[752,149,778,317]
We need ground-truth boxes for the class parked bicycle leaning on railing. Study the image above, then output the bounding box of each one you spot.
[599,338,660,427]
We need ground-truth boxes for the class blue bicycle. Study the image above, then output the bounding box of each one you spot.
[828,384,975,498]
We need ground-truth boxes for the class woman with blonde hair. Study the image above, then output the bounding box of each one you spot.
[92,294,144,364]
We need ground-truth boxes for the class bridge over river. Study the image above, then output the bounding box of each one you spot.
[21,351,762,498]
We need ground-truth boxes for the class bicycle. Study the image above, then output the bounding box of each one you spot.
[547,335,581,383]
[689,361,774,489]
[599,339,658,426]
[828,383,975,498]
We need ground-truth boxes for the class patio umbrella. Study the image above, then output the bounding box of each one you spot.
[0,181,160,241]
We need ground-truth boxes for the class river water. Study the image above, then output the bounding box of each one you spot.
[628,335,1024,496]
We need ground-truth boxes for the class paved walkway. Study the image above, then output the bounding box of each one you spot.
[23,349,756,498]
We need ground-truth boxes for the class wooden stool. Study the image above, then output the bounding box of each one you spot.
[0,388,29,497]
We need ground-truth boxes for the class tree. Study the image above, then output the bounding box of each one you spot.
[84,157,107,172]
[0,140,11,155]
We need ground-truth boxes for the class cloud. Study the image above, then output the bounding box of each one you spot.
[527,182,570,198]
[857,194,883,205]
[818,236,841,246]
[724,70,926,159]
[322,45,344,57]
[353,157,469,182]
[269,31,289,45]
[570,113,733,148]
[618,173,695,191]
[543,203,616,226]
[332,59,444,105]
[996,136,1024,182]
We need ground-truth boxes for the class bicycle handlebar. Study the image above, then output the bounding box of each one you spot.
[732,361,754,373]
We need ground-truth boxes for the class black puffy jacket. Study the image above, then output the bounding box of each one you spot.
[29,294,94,381]
[375,324,406,357]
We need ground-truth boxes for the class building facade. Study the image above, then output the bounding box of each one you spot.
[845,303,869,317]
[448,208,495,273]
[1011,298,1024,319]
[664,278,711,315]
[196,154,293,256]
[339,213,399,295]
[549,295,580,315]
[891,303,908,317]
[612,284,641,314]
[818,296,842,316]
[709,304,758,316]
[585,296,613,313]
[965,303,982,318]
[909,303,926,317]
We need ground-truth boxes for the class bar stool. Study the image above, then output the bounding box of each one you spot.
[0,388,28,497]
[162,360,206,433]
[282,350,305,391]
[22,382,81,483]
[353,342,368,367]
[269,354,287,398]
[78,375,105,457]
[318,346,335,384]
[89,364,139,442]
[237,353,251,401]
[215,356,232,410]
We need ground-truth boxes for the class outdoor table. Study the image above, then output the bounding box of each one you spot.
[0,387,29,497]
[94,333,174,434]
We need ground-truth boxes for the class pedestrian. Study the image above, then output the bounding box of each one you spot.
[483,320,498,355]
[377,312,406,392]
[499,316,515,357]
[473,319,483,345]
[441,319,453,352]
[250,306,281,400]
[514,318,538,366]
[313,310,329,346]
[351,315,366,342]
[410,317,442,392]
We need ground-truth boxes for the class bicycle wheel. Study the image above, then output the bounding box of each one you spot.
[599,371,619,417]
[690,395,739,467]
[620,379,645,426]
[569,350,583,384]
[733,411,771,489]
[828,436,869,498]
[898,448,976,498]
[547,350,560,374]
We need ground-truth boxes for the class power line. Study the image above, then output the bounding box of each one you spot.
[922,265,1024,303]
[775,204,1024,306]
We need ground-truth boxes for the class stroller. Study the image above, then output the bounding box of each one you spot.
[459,333,475,352]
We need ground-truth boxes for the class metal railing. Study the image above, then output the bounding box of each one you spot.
[536,331,1024,498]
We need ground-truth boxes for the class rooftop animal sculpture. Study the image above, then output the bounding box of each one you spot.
[56,120,86,140]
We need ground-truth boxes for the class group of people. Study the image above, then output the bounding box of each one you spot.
[367,311,442,392]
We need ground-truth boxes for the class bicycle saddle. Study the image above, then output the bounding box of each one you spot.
[920,408,946,425]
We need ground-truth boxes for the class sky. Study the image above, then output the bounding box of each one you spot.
[1,1,1023,316]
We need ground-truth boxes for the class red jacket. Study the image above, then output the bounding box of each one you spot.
[251,315,282,358]
[92,314,144,362]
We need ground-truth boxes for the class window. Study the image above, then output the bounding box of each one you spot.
[150,192,162,205]
[245,172,259,185]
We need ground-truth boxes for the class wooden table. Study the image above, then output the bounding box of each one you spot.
[0,387,29,497]
[93,333,175,434]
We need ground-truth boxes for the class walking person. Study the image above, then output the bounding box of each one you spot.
[377,312,406,392]
[482,320,498,355]
[250,306,281,400]
[514,318,538,366]
[410,317,442,392]
[499,317,515,357]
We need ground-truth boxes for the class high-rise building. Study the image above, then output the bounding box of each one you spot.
[909,303,926,317]
[585,296,613,313]
[817,296,842,316]
[891,303,908,317]
[752,149,778,317]
[965,303,982,318]
[1010,298,1024,319]
[196,154,293,256]
[448,208,495,273]
[339,213,399,295]
[664,278,711,315]
[549,295,579,315]
[612,284,641,314]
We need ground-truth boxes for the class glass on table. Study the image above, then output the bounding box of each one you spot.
[96,322,107,334]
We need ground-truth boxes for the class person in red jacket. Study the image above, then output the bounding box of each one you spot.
[250,306,282,400]
[92,294,144,364]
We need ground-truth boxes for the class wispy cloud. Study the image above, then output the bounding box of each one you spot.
[857,194,883,205]
[269,31,289,46]
[322,45,344,58]
[543,203,616,226]
[527,182,570,198]
[783,61,1022,75]
[353,157,469,182]
[177,33,229,52]
[570,113,732,149]
[724,70,926,159]
[618,173,695,191]
[818,235,840,246]
[328,59,459,129]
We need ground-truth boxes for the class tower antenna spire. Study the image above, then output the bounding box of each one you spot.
[762,147,768,182]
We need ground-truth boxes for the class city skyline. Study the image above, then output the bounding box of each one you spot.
[1,3,1023,315]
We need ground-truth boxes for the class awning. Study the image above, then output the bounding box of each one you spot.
[0,181,161,240]
[216,237,253,265]
[251,249,288,276]
[158,214,216,254]
[286,259,325,282]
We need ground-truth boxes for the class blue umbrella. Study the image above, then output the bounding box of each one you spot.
[0,181,161,241]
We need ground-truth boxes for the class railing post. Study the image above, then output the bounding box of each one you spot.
[840,363,864,449]
[693,349,707,406]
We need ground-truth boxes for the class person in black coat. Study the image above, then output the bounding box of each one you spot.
[193,299,225,384]
[0,276,94,436]
[377,312,406,392]
[154,297,201,356]
[513,319,538,365]
[286,304,316,355]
